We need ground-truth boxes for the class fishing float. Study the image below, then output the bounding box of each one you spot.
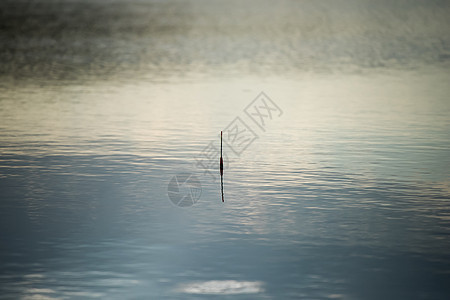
[220,131,224,202]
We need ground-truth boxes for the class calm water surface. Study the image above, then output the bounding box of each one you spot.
[1,0,450,299]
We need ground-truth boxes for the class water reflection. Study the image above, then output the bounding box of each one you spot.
[1,72,450,298]
[177,280,264,295]
[1,0,449,83]
[1,0,450,299]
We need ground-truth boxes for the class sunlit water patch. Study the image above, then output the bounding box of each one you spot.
[177,280,264,295]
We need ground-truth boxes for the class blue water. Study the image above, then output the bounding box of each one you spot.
[1,0,450,299]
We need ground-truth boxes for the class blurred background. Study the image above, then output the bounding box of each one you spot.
[0,0,449,299]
